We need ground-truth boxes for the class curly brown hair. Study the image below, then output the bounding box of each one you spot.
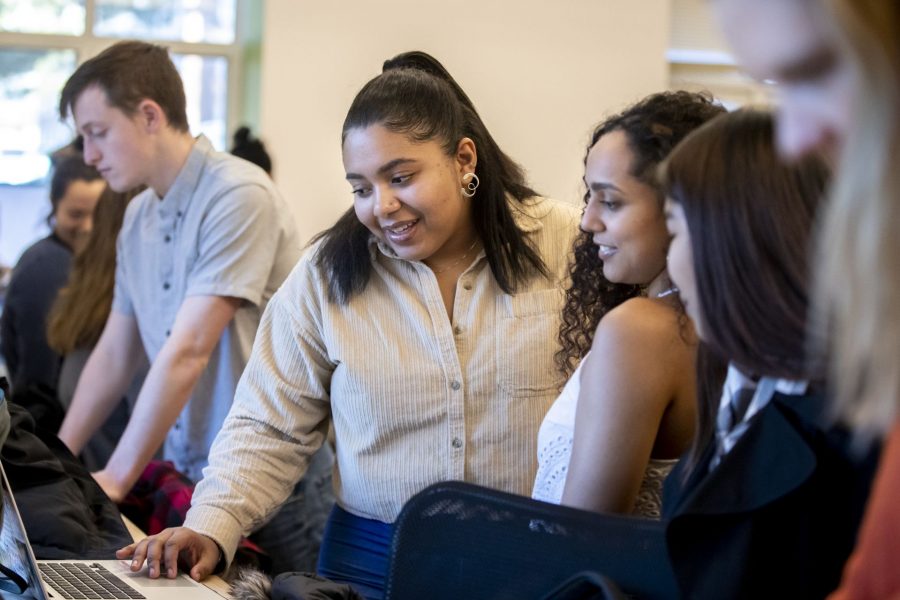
[556,91,725,377]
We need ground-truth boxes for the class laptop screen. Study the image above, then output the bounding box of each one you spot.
[0,462,45,596]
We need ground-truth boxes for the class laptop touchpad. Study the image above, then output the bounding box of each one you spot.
[112,562,201,588]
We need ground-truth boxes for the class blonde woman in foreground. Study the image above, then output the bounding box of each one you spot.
[713,0,900,597]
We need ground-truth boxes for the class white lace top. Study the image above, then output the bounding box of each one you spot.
[532,355,676,518]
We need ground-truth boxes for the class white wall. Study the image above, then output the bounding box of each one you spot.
[260,0,671,243]
[670,0,731,52]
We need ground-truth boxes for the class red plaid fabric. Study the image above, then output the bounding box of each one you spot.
[119,460,193,534]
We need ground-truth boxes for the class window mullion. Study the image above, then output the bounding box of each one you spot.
[0,32,77,51]
[84,0,96,37]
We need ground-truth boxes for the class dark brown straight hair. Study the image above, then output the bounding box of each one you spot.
[660,109,830,473]
[312,50,546,303]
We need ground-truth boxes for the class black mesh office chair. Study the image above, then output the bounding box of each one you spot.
[384,481,679,600]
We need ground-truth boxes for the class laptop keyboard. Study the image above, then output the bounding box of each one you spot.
[38,563,145,599]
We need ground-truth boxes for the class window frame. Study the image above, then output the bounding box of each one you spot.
[0,0,248,147]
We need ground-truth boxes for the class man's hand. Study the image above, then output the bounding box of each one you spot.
[116,527,221,582]
[91,469,127,503]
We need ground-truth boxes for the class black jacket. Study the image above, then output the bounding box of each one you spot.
[662,390,879,599]
[1,400,131,559]
[0,234,72,394]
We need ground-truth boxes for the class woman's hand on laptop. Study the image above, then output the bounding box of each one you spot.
[116,527,222,581]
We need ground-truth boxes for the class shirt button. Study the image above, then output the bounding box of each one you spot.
[453,325,462,335]
[450,380,461,391]
[163,282,171,290]
[462,283,472,291]
[164,234,171,243]
[176,211,183,218]
[165,329,171,337]
[451,437,463,449]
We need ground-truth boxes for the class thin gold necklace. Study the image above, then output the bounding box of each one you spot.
[431,239,479,275]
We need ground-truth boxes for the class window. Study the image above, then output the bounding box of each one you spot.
[93,0,236,44]
[0,0,257,266]
[0,46,76,262]
[0,0,86,36]
[0,47,76,185]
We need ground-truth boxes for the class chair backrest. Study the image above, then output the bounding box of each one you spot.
[384,481,679,600]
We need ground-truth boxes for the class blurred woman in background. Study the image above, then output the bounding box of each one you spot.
[47,185,147,469]
[0,153,104,396]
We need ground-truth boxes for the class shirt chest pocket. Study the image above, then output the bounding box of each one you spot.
[495,288,564,398]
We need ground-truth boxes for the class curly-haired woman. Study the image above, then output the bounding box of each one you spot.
[532,91,724,516]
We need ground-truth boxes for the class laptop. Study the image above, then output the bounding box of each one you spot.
[0,462,225,599]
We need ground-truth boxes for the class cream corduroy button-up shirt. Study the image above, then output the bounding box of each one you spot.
[185,196,580,566]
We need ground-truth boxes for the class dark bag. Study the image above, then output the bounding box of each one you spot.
[541,571,629,600]
[272,572,365,600]
[9,382,64,434]
[0,398,131,558]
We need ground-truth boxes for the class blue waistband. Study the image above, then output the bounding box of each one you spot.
[317,505,394,600]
